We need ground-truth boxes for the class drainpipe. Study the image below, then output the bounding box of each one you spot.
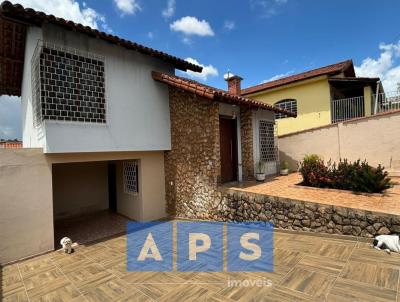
[373,80,381,114]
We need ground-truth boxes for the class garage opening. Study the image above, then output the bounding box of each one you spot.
[52,160,140,248]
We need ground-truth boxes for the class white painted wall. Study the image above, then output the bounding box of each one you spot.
[22,23,174,153]
[21,26,46,148]
[253,109,277,175]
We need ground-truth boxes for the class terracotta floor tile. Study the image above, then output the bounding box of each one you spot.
[225,173,400,215]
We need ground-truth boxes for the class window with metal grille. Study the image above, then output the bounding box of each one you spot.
[274,99,297,119]
[259,120,276,162]
[31,41,106,126]
[123,161,139,194]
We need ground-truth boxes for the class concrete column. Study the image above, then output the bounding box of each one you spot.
[364,86,373,116]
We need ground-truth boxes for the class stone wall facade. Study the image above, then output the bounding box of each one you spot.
[210,189,399,238]
[240,108,254,180]
[164,87,221,218]
[165,87,397,238]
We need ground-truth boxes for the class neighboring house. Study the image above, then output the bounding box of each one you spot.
[241,60,383,136]
[0,1,293,264]
[0,139,22,148]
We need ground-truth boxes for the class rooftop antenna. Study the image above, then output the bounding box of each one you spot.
[224,69,233,80]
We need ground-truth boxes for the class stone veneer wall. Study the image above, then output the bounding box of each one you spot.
[164,87,221,218]
[210,189,400,237]
[240,108,254,180]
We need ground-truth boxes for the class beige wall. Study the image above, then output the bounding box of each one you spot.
[0,150,166,264]
[279,111,400,171]
[49,151,167,221]
[115,152,166,221]
[0,149,53,264]
[52,162,109,220]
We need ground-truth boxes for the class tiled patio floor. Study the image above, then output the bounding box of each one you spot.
[225,173,400,215]
[54,211,129,249]
[2,225,400,302]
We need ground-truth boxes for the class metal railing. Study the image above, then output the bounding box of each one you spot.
[373,91,400,114]
[331,96,365,123]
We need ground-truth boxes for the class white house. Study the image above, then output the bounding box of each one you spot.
[0,1,294,264]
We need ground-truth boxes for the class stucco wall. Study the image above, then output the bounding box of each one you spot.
[115,152,166,221]
[52,161,109,220]
[248,77,332,136]
[21,26,46,148]
[0,150,166,264]
[0,149,53,265]
[49,151,167,221]
[22,23,174,153]
[278,111,400,171]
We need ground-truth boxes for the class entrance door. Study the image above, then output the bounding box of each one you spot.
[219,117,238,183]
[108,163,117,212]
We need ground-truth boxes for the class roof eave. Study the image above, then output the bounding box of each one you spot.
[152,71,296,117]
[0,1,202,73]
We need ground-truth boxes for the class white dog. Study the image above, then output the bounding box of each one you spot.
[60,237,73,254]
[372,234,400,254]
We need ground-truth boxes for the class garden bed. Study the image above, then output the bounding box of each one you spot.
[299,155,392,194]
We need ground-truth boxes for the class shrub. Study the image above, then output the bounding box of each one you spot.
[299,154,331,188]
[299,156,392,193]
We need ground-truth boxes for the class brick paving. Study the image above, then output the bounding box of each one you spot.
[225,173,400,215]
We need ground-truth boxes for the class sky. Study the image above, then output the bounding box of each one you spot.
[1,0,400,139]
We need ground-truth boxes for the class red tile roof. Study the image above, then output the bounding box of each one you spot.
[241,60,355,95]
[152,71,297,117]
[0,1,202,73]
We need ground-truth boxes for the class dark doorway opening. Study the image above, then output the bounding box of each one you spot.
[219,116,238,183]
[108,162,117,212]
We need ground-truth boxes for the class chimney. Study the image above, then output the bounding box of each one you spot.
[224,72,243,95]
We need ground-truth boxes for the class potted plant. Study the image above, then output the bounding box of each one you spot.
[280,160,289,176]
[256,160,266,181]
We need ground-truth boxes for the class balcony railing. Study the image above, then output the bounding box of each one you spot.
[331,91,400,124]
[331,96,365,123]
[373,91,400,114]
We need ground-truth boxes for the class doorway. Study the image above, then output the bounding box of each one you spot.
[219,116,238,183]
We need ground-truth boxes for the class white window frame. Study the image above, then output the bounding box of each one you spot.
[274,99,297,119]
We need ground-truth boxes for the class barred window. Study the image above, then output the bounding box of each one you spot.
[31,41,106,126]
[123,161,139,194]
[259,120,276,162]
[274,99,297,119]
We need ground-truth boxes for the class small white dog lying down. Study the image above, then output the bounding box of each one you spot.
[60,237,74,254]
[372,234,400,254]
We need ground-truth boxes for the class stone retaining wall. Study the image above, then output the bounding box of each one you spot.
[208,189,400,237]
